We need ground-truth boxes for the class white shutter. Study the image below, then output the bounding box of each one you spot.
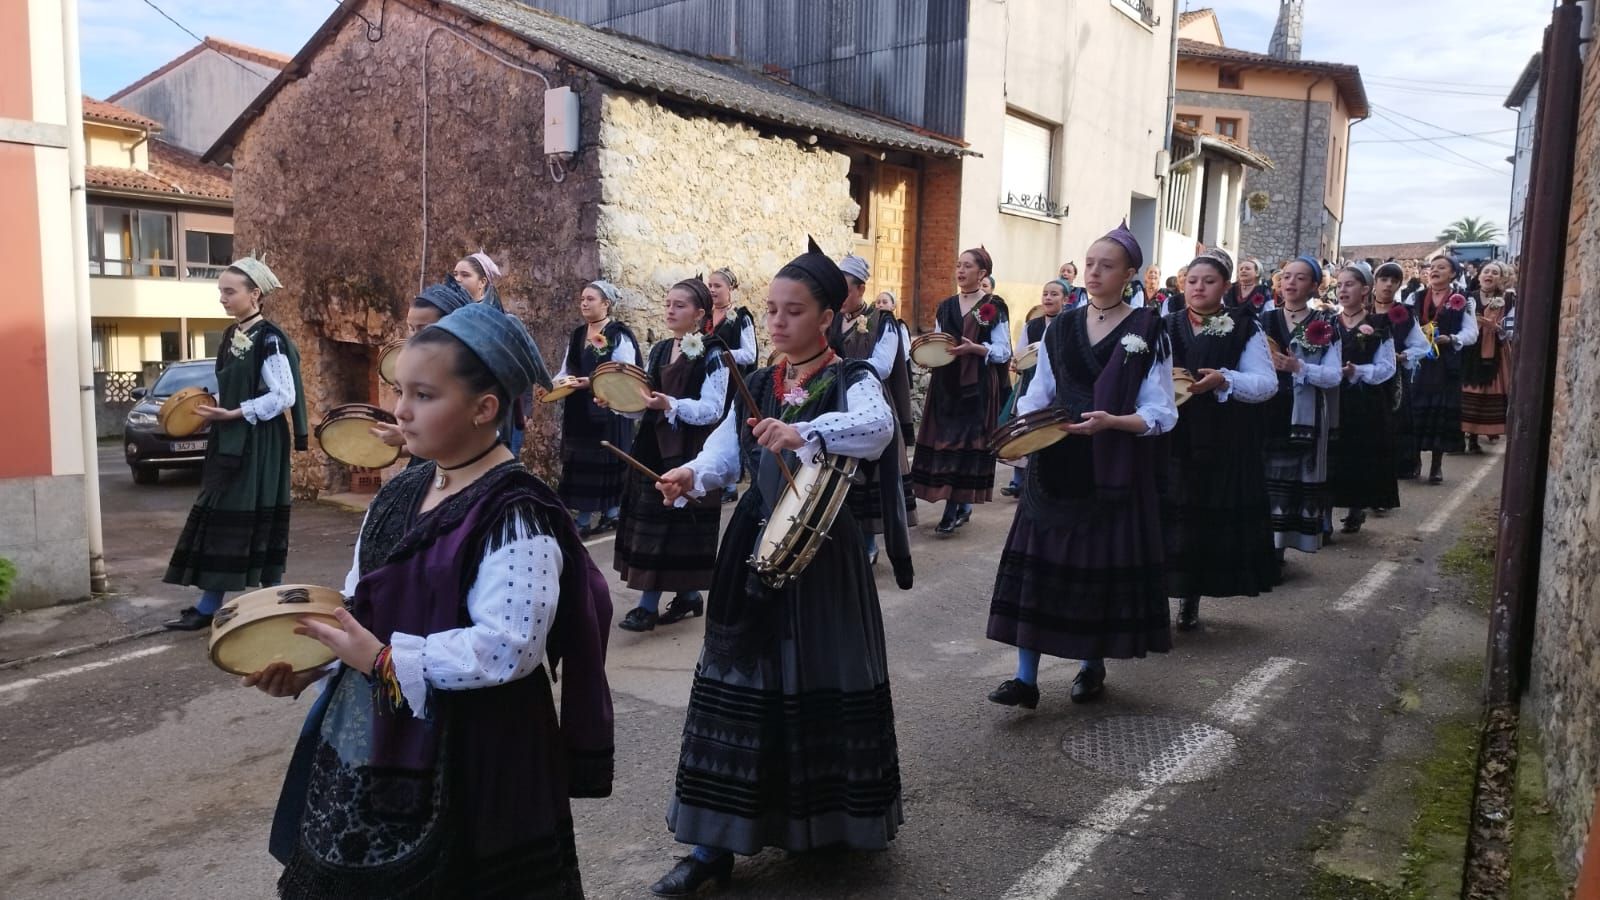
[1001,113,1054,205]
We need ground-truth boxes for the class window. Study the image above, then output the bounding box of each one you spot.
[1177,114,1202,130]
[1215,117,1240,139]
[160,331,182,362]
[184,230,233,280]
[1218,67,1243,90]
[91,323,116,372]
[1111,0,1159,27]
[88,204,176,278]
[1000,112,1062,217]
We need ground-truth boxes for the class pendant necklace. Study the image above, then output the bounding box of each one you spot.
[1089,300,1121,322]
[433,441,501,491]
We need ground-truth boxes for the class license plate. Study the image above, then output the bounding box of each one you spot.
[171,440,206,452]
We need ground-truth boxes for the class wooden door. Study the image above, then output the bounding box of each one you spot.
[872,164,917,307]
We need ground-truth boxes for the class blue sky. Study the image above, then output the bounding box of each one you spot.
[81,0,1547,245]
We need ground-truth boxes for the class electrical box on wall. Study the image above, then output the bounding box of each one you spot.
[544,86,579,155]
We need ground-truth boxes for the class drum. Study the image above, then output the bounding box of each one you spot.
[1014,342,1041,371]
[988,407,1075,461]
[910,333,957,368]
[377,340,406,388]
[158,386,215,438]
[1173,368,1197,407]
[209,584,345,676]
[591,362,652,413]
[315,403,402,468]
[749,454,860,588]
[540,375,582,404]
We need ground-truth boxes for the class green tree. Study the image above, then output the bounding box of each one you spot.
[1437,216,1503,243]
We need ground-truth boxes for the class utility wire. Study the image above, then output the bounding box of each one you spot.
[1371,103,1514,149]
[1353,127,1517,145]
[1368,111,1506,174]
[1356,119,1504,173]
[136,0,272,82]
[1365,79,1513,99]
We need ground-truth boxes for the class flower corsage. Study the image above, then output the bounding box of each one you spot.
[229,329,255,359]
[1292,317,1335,352]
[587,331,613,359]
[1120,333,1149,356]
[974,302,999,328]
[854,313,872,335]
[1386,304,1410,325]
[1198,313,1235,337]
[1446,293,1468,312]
[680,332,705,359]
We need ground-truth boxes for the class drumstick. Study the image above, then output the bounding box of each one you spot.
[720,350,799,498]
[600,441,665,484]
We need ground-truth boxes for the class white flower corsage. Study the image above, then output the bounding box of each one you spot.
[1484,296,1506,311]
[680,332,705,359]
[854,314,871,334]
[1198,314,1235,337]
[229,329,255,359]
[782,385,809,407]
[1120,333,1149,356]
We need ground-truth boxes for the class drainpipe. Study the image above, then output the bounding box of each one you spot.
[1293,77,1324,256]
[60,0,109,594]
[1156,0,1179,265]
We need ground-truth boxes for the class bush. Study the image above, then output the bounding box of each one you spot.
[0,557,15,605]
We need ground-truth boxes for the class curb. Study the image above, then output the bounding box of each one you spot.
[0,625,169,673]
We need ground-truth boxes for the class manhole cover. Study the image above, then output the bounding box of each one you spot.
[1062,715,1239,784]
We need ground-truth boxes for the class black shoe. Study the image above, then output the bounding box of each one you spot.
[658,593,704,625]
[1468,436,1483,454]
[1372,507,1390,518]
[597,514,619,533]
[619,607,658,632]
[1070,666,1106,703]
[1000,483,1020,498]
[988,679,1040,709]
[953,507,973,528]
[1177,598,1200,632]
[722,488,739,504]
[934,513,957,535]
[649,854,733,897]
[866,547,880,566]
[1340,511,1366,534]
[164,606,213,631]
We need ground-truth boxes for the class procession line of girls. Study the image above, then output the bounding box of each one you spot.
[1403,254,1479,484]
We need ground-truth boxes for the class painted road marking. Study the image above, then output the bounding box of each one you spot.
[1419,458,1498,535]
[1333,560,1403,613]
[1001,657,1302,900]
[582,533,616,549]
[0,644,173,696]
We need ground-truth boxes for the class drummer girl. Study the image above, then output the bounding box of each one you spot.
[999,277,1068,498]
[911,246,1013,534]
[647,240,903,896]
[548,280,641,537]
[248,302,615,898]
[609,277,729,632]
[163,257,308,632]
[986,223,1176,708]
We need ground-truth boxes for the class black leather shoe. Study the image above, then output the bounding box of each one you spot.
[953,507,973,528]
[619,607,659,632]
[1070,666,1106,703]
[988,679,1040,709]
[1000,483,1020,498]
[934,514,957,535]
[163,607,213,631]
[1176,598,1200,632]
[1341,510,1366,534]
[658,593,704,625]
[597,514,619,533]
[1468,436,1483,454]
[722,488,739,504]
[649,853,733,897]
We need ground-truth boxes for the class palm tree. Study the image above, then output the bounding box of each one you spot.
[1437,216,1503,243]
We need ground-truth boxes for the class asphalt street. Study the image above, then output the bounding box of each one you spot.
[0,445,1502,899]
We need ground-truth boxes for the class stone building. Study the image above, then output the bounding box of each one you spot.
[204,0,964,497]
[1175,7,1367,266]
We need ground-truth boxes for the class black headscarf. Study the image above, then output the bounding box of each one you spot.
[775,236,848,311]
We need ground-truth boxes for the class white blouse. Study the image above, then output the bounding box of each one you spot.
[340,512,560,719]
[1346,334,1398,386]
[239,336,297,425]
[1018,334,1178,436]
[621,345,730,427]
[553,329,639,379]
[1213,331,1279,404]
[727,315,759,368]
[933,303,1014,365]
[839,316,903,381]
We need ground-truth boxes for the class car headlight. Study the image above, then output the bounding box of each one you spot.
[127,411,157,428]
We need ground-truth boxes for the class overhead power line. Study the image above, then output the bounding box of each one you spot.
[1368,111,1506,174]
[1353,127,1517,145]
[136,0,271,83]
[1371,103,1513,149]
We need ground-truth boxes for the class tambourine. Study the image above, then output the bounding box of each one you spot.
[315,403,402,468]
[591,362,652,413]
[158,386,215,438]
[377,340,406,387]
[988,407,1074,461]
[1014,343,1040,371]
[540,376,582,403]
[209,584,345,676]
[1173,368,1197,407]
[910,333,957,368]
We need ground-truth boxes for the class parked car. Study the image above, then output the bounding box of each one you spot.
[124,359,218,485]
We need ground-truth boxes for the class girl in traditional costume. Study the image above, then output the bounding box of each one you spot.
[986,224,1177,708]
[1461,261,1513,452]
[646,241,903,896]
[707,267,757,502]
[1259,255,1343,566]
[250,302,614,899]
[999,278,1069,498]
[163,258,308,631]
[549,281,640,537]
[1327,262,1400,534]
[1162,249,1279,633]
[1372,262,1429,483]
[911,247,1012,533]
[1225,256,1274,312]
[612,278,729,632]
[371,279,476,460]
[1405,254,1479,484]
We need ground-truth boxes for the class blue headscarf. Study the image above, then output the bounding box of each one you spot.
[1293,254,1324,283]
[414,278,473,316]
[1046,278,1072,296]
[430,303,554,413]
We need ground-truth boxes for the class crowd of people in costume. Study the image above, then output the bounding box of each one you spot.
[151,225,1513,897]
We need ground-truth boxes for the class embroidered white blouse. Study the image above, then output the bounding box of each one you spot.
[239,334,297,425]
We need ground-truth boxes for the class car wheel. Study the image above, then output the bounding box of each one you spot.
[131,465,159,485]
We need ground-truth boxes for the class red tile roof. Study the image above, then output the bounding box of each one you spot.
[1172,120,1274,170]
[85,140,232,203]
[82,96,162,131]
[108,37,291,102]
[1340,241,1450,263]
[1178,38,1369,118]
[1178,9,1214,27]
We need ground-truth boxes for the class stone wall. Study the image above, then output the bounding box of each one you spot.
[594,91,858,356]
[1530,34,1600,876]
[228,0,606,494]
[0,475,88,609]
[1177,89,1332,266]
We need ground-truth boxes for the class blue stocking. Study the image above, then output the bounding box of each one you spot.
[1015,649,1041,685]
[196,589,226,616]
[638,591,662,614]
[692,845,731,863]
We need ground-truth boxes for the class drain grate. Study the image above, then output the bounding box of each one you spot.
[1062,715,1239,784]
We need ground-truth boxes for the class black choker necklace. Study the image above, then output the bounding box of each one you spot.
[1088,298,1123,321]
[789,345,830,367]
[433,441,503,491]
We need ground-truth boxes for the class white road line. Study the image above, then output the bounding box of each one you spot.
[1001,657,1301,900]
[0,644,172,696]
[1333,560,1403,614]
[1419,458,1498,535]
[582,534,616,549]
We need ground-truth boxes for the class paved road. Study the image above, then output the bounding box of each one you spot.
[0,445,1502,898]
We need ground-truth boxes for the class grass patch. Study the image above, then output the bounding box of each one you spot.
[1511,727,1568,899]
[1439,501,1497,608]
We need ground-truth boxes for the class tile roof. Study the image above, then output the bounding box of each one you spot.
[109,36,291,102]
[207,0,967,162]
[1178,38,1369,118]
[1340,240,1449,263]
[1178,9,1214,27]
[82,96,162,131]
[1172,120,1273,170]
[86,140,232,204]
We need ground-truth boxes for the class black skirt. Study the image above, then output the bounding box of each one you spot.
[1329,383,1401,509]
[1161,434,1277,600]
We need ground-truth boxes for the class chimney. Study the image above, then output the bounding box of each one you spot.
[1268,0,1304,61]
